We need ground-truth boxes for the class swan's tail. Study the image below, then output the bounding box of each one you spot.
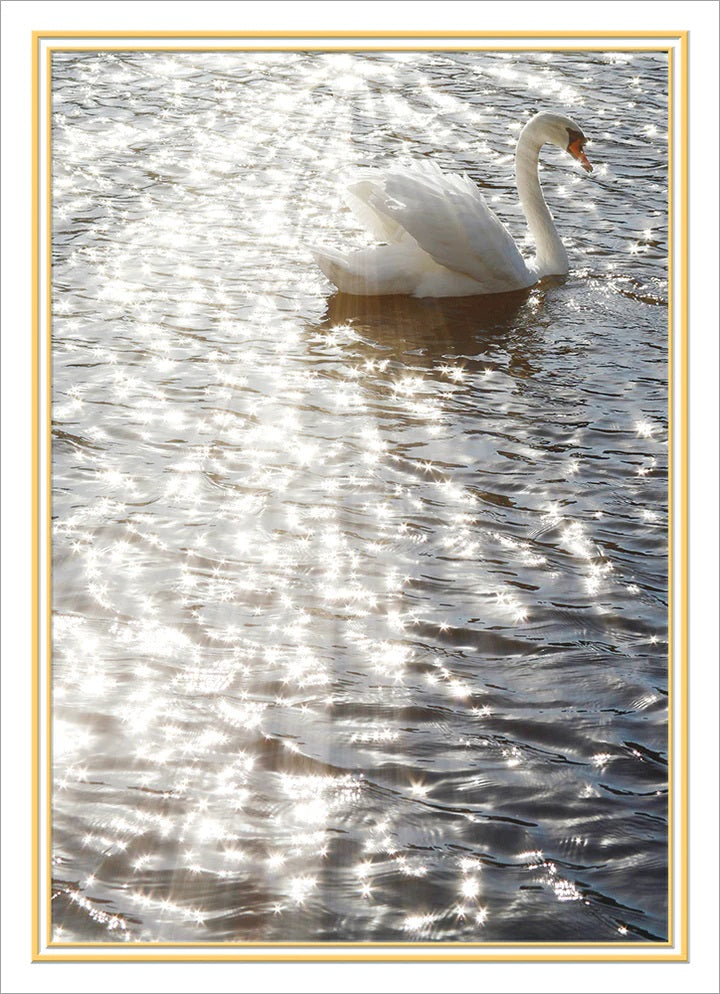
[310,244,422,296]
[310,246,360,294]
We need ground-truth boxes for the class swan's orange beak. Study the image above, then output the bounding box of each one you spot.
[568,138,593,173]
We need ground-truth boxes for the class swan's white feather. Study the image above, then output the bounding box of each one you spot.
[373,163,533,292]
[311,242,430,296]
[314,162,533,297]
[343,179,412,246]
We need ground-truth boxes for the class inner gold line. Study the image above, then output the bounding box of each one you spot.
[33,30,687,39]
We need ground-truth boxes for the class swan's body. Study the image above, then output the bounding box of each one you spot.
[312,111,592,298]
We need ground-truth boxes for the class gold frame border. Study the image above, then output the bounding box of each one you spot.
[32,29,689,964]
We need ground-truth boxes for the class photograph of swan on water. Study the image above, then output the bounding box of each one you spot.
[48,45,672,950]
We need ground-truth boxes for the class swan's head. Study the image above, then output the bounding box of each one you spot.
[524,111,593,173]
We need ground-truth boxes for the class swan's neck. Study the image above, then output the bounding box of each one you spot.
[515,126,568,277]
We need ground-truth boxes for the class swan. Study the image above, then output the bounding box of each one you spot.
[311,111,593,298]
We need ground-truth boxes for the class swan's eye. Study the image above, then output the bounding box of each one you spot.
[566,128,586,151]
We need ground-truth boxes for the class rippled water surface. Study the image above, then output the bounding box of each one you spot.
[51,49,669,944]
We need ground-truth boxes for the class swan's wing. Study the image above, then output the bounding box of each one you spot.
[366,163,532,290]
[343,178,412,245]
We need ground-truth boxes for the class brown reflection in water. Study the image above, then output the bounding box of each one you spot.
[316,283,569,385]
[323,287,532,354]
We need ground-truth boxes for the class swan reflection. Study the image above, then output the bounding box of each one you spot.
[316,284,552,388]
[321,284,533,344]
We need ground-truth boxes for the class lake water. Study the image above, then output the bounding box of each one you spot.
[50,48,669,945]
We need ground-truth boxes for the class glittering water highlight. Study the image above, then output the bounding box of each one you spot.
[51,49,668,944]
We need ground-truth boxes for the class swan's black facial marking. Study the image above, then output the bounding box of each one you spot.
[566,127,586,150]
[566,128,593,173]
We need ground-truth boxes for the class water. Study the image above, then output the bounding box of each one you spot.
[50,49,669,944]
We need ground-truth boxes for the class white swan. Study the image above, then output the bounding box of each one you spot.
[311,111,593,298]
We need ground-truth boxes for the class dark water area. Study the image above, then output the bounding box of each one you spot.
[50,49,669,944]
